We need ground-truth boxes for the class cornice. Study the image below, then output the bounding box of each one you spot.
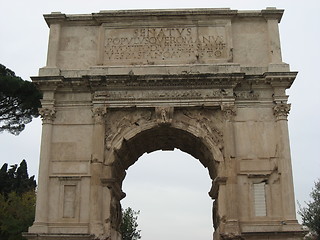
[261,8,284,23]
[32,75,89,91]
[239,72,297,88]
[92,9,238,23]
[31,76,64,91]
[32,73,244,90]
[264,71,298,88]
[239,8,284,23]
[31,71,297,91]
[43,8,284,26]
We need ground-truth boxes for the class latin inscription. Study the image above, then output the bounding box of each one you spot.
[104,26,229,64]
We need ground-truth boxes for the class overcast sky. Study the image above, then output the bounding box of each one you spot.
[0,1,319,240]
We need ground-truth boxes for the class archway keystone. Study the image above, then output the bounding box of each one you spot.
[26,8,305,240]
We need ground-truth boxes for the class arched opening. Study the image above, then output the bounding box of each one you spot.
[108,123,221,183]
[105,119,223,238]
[121,149,213,240]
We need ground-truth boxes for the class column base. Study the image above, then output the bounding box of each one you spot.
[214,221,307,240]
[242,231,307,240]
[224,220,241,234]
[23,233,93,240]
[89,222,104,236]
[28,223,49,234]
[241,221,307,240]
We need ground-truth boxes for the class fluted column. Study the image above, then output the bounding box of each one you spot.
[90,106,107,236]
[220,104,240,235]
[273,103,297,221]
[29,107,56,233]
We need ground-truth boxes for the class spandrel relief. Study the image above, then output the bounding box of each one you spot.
[105,109,152,150]
[180,108,224,149]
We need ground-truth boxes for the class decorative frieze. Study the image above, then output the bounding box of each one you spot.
[88,73,244,89]
[94,88,231,101]
[234,91,260,100]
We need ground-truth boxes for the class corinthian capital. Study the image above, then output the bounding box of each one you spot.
[92,106,107,124]
[39,107,56,123]
[273,103,291,121]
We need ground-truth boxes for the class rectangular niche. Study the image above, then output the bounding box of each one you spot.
[253,182,267,217]
[59,177,81,220]
[63,185,76,218]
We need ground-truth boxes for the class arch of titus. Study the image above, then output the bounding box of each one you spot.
[26,8,306,240]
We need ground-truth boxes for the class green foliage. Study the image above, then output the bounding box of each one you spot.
[299,179,320,239]
[0,160,36,240]
[120,207,141,240]
[0,160,36,197]
[0,64,41,135]
[0,191,36,240]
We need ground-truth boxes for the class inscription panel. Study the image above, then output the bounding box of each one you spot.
[104,25,231,65]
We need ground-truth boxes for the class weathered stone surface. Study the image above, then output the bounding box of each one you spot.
[25,8,306,240]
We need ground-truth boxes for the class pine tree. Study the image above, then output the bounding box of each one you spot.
[120,207,141,240]
[0,160,36,197]
[299,179,320,239]
[0,64,41,135]
[0,160,36,240]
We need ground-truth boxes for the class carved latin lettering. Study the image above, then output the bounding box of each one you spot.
[104,26,228,64]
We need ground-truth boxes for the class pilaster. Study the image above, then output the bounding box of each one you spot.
[28,107,56,233]
[220,104,240,235]
[89,106,107,236]
[271,78,297,222]
[273,103,297,221]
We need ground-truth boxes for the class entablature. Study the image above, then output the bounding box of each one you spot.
[32,71,296,109]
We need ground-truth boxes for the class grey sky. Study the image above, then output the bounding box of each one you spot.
[0,1,319,240]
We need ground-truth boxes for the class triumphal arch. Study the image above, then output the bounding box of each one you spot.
[26,8,305,240]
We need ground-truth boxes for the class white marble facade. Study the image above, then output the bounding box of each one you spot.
[25,8,306,240]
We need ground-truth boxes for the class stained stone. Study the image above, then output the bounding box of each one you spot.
[24,8,306,240]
